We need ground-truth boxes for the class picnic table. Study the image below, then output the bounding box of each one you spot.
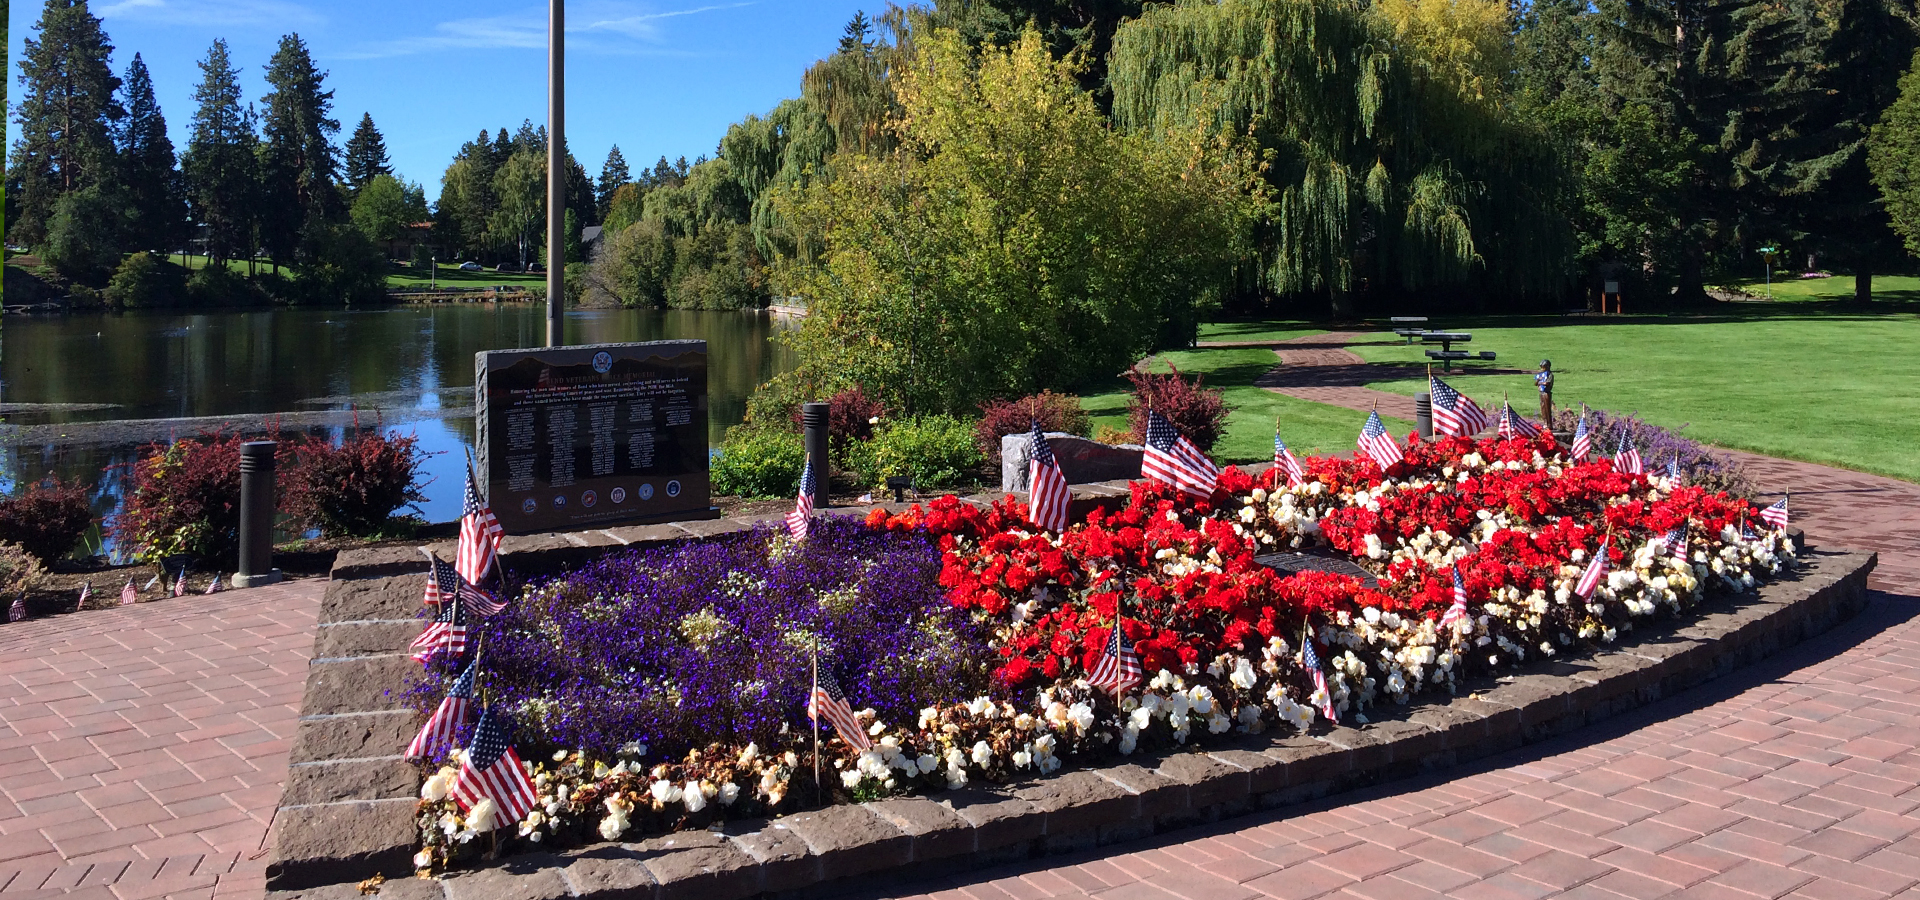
[1390,316,1431,344]
[1420,332,1496,370]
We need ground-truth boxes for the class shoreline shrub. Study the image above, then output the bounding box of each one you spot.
[1125,363,1229,451]
[711,427,807,499]
[111,434,250,565]
[0,479,95,563]
[974,391,1092,466]
[281,428,429,537]
[848,415,983,491]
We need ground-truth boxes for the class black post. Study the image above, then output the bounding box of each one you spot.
[802,402,830,510]
[1415,393,1434,441]
[235,441,283,588]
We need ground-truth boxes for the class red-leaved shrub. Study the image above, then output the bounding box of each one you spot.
[111,434,251,565]
[975,391,1092,465]
[0,479,94,563]
[793,386,891,464]
[1126,364,1229,451]
[281,430,429,537]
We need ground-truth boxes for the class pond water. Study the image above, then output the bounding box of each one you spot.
[0,305,796,554]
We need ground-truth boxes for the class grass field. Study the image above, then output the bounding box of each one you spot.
[1079,330,1418,464]
[1724,273,1920,304]
[1344,312,1920,482]
[164,253,546,289]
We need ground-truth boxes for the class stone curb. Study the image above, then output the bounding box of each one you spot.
[270,523,1874,897]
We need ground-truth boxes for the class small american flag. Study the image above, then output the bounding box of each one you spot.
[1356,410,1404,469]
[1498,401,1540,439]
[1429,376,1489,437]
[451,708,537,827]
[1087,618,1143,697]
[1273,432,1306,488]
[1659,525,1688,562]
[410,595,469,665]
[143,573,161,592]
[407,659,477,760]
[460,577,506,617]
[1439,565,1471,630]
[172,569,187,598]
[8,594,24,623]
[809,663,872,751]
[74,582,91,612]
[1142,410,1220,499]
[1026,423,1071,533]
[1570,408,1593,462]
[424,554,458,607]
[1301,635,1338,723]
[1666,458,1682,483]
[1575,539,1610,599]
[205,574,223,594]
[120,579,137,606]
[1613,432,1642,475]
[787,459,817,540]
[456,467,504,586]
[1743,521,1760,541]
[1759,496,1789,530]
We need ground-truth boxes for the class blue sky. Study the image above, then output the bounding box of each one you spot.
[7,0,872,194]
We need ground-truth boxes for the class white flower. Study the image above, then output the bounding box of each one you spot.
[466,798,500,833]
[868,416,881,425]
[1067,702,1095,732]
[1129,706,1153,731]
[683,781,708,813]
[1209,713,1232,734]
[1118,727,1138,755]
[1012,749,1033,769]
[841,769,864,789]
[1189,686,1215,715]
[738,742,759,764]
[1230,657,1258,690]
[919,707,940,729]
[968,696,994,717]
[413,849,434,869]
[719,782,742,805]
[649,780,683,805]
[970,741,993,766]
[421,769,454,802]
[916,753,938,775]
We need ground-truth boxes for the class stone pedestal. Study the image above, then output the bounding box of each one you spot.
[233,570,284,589]
[1001,433,1145,493]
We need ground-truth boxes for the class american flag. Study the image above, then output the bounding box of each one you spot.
[1087,618,1143,697]
[1142,410,1220,499]
[205,574,223,594]
[120,579,137,607]
[457,467,504,586]
[407,659,477,760]
[1357,410,1404,469]
[1498,401,1540,439]
[459,577,506,617]
[1429,376,1489,437]
[1613,432,1642,475]
[1301,635,1338,723]
[173,569,187,598]
[424,554,458,606]
[809,663,872,751]
[143,573,161,592]
[1026,423,1071,533]
[1575,539,1610,599]
[1743,521,1760,541]
[1570,408,1593,462]
[8,594,24,623]
[410,595,469,665]
[74,582,91,612]
[1759,496,1790,530]
[451,708,537,827]
[1439,565,1471,630]
[1666,458,1682,483]
[1659,525,1688,562]
[1273,432,1307,488]
[787,459,817,540]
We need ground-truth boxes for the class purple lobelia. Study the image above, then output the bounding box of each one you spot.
[432,519,992,759]
[1551,407,1753,497]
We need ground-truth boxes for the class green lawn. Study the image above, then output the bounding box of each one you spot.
[1723,273,1920,304]
[165,253,546,289]
[1081,330,1418,464]
[1344,313,1920,482]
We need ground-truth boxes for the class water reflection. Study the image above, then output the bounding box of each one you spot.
[1,305,796,539]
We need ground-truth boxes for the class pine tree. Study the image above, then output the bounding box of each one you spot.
[1870,52,1920,259]
[438,129,502,260]
[839,10,874,53]
[117,53,184,253]
[596,145,631,218]
[564,144,598,227]
[8,0,123,247]
[183,39,258,266]
[342,112,391,191]
[258,33,341,266]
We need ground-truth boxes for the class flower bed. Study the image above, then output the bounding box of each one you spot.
[408,430,1797,873]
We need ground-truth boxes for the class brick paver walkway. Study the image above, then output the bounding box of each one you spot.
[864,332,1920,900]
[0,580,322,899]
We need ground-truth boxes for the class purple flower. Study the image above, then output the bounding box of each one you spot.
[1552,407,1753,496]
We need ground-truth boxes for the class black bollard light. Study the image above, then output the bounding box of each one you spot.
[235,441,283,588]
[1415,393,1434,441]
[801,402,831,510]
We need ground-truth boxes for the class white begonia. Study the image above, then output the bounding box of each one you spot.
[466,798,500,833]
[719,782,742,806]
[971,740,993,766]
[1189,686,1215,715]
[684,781,708,813]
[414,850,434,869]
[1012,749,1033,769]
[916,754,938,775]
[1067,702,1095,732]
[841,770,863,789]
[1045,701,1071,729]
[968,696,993,717]
[649,779,684,805]
[1230,657,1258,690]
[1118,726,1139,755]
[421,769,455,802]
[1129,705,1153,731]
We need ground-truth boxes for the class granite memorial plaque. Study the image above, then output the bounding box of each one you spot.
[476,340,710,534]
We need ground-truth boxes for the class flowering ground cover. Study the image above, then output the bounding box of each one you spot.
[408,429,1798,873]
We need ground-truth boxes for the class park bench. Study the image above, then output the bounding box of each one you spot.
[1390,316,1431,343]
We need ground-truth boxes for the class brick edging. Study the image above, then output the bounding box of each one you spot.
[270,536,1874,898]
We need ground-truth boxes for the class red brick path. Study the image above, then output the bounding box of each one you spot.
[0,580,321,898]
[864,332,1920,900]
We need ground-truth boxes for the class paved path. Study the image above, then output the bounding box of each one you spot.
[0,580,322,899]
[863,331,1920,900]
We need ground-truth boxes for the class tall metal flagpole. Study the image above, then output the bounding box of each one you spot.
[546,0,566,347]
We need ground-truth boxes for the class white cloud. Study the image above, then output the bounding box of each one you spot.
[336,1,747,60]
[97,0,324,28]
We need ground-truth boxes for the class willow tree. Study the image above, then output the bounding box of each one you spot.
[1109,0,1568,315]
[774,28,1247,414]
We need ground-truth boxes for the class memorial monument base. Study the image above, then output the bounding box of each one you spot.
[233,570,284,589]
